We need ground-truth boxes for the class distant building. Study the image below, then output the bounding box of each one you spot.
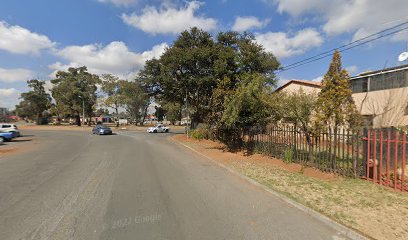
[274,80,321,95]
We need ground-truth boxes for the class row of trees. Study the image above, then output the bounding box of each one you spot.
[15,27,359,136]
[16,67,149,126]
[138,28,359,138]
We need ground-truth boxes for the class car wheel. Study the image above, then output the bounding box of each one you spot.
[165,129,169,133]
[153,130,157,133]
[0,137,4,144]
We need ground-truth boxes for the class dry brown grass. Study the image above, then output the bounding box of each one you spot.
[173,135,408,240]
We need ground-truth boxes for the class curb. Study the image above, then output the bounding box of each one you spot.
[171,136,369,240]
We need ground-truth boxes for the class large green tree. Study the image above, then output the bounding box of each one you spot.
[314,50,360,131]
[101,74,124,127]
[119,80,149,125]
[221,73,273,128]
[209,32,279,129]
[161,102,181,125]
[15,79,52,124]
[139,28,279,129]
[50,66,101,126]
[140,27,216,126]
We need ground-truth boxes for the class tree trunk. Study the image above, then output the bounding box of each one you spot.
[115,107,119,127]
[76,115,81,126]
[141,105,148,125]
[305,131,314,165]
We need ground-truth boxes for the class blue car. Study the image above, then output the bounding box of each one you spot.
[92,125,113,135]
[0,132,15,142]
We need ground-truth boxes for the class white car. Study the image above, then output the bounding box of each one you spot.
[0,123,21,137]
[147,124,170,133]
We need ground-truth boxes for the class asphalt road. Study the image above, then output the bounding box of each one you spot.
[0,130,352,240]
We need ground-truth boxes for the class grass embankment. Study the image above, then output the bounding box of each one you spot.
[173,135,408,240]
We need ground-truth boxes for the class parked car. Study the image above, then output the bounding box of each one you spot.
[0,123,21,137]
[92,125,113,135]
[0,132,15,142]
[147,124,170,133]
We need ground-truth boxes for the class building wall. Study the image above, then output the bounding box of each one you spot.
[279,83,320,95]
[353,87,408,128]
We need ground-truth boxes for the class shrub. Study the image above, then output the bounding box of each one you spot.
[283,148,294,164]
[190,128,207,140]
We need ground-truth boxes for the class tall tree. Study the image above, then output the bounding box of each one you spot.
[209,32,279,128]
[120,80,149,125]
[139,28,279,128]
[161,102,181,125]
[50,66,101,126]
[221,73,272,128]
[140,27,217,127]
[101,74,124,127]
[154,106,166,122]
[15,79,52,124]
[314,50,360,131]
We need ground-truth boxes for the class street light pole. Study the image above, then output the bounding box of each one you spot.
[78,96,85,126]
[82,98,85,126]
[185,90,189,138]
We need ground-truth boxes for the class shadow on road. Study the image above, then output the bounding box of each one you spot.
[12,139,33,142]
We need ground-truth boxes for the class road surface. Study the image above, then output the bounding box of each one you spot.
[0,130,352,240]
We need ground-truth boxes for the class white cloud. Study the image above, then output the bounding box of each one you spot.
[0,88,20,109]
[346,65,358,75]
[50,41,168,79]
[273,0,408,42]
[121,1,217,35]
[256,28,323,59]
[97,0,139,7]
[0,21,55,55]
[311,76,323,82]
[0,68,33,83]
[232,16,270,32]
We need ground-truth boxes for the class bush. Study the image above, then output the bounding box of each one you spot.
[283,148,294,164]
[190,128,208,140]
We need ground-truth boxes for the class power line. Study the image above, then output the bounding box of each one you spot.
[277,20,408,73]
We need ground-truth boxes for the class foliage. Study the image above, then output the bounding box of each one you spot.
[190,128,207,140]
[283,148,294,164]
[50,67,101,126]
[119,80,149,125]
[277,90,317,132]
[139,27,216,126]
[161,102,181,124]
[314,50,360,130]
[15,79,52,124]
[95,108,110,116]
[154,106,165,121]
[101,74,124,126]
[221,73,273,129]
[139,28,280,128]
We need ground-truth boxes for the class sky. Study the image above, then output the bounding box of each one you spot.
[0,0,408,109]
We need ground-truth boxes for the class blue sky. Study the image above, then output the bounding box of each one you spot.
[0,0,408,109]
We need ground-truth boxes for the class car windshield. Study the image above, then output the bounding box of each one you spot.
[99,125,110,129]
